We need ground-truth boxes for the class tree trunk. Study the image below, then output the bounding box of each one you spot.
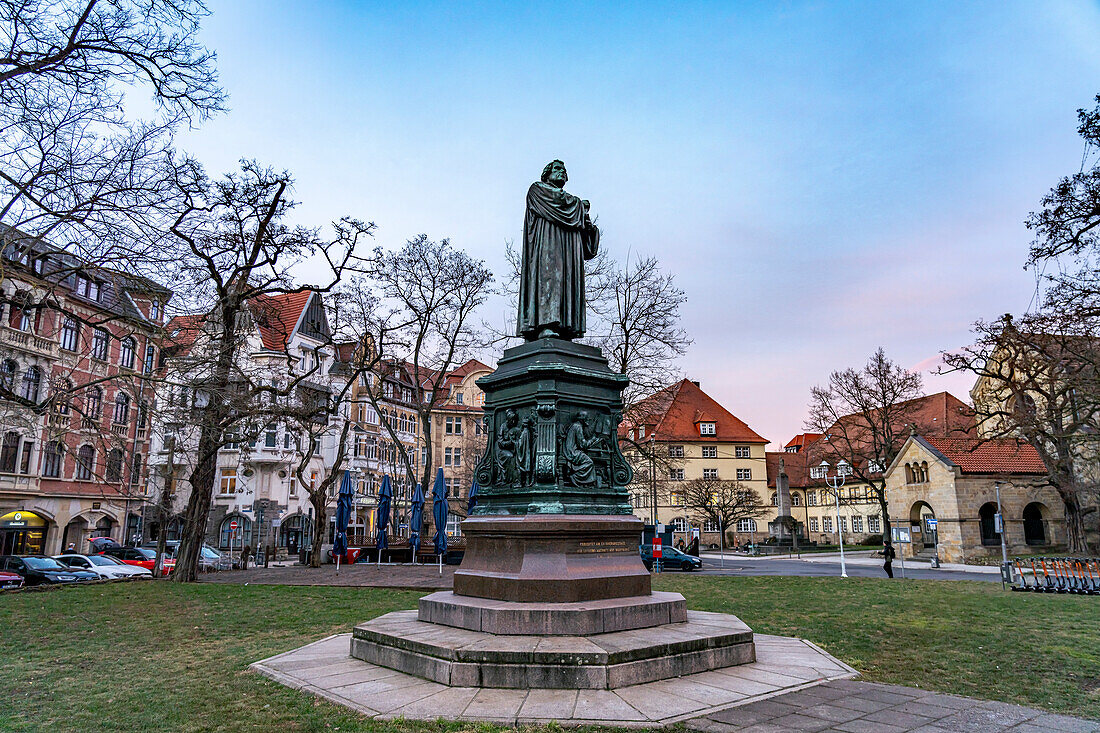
[174,426,219,582]
[877,487,892,547]
[1061,490,1090,553]
[310,490,327,568]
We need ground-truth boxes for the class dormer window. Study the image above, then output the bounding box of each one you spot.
[455,392,464,405]
[150,300,160,321]
[699,422,716,436]
[74,275,100,301]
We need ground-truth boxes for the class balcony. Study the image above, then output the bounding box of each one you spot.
[111,423,128,437]
[0,326,58,358]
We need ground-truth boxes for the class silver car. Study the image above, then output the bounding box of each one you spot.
[55,554,152,579]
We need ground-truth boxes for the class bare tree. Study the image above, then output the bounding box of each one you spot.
[944,314,1100,553]
[368,234,492,491]
[804,348,927,548]
[161,161,371,581]
[679,477,767,548]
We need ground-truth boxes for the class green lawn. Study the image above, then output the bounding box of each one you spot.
[0,577,1096,732]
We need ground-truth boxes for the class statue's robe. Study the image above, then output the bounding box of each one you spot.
[563,421,597,487]
[517,181,599,340]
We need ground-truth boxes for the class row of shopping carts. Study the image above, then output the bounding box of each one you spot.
[1011,557,1100,594]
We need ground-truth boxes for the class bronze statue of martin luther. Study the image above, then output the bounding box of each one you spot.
[516,160,599,341]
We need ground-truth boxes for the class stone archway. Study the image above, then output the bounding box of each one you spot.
[60,515,89,553]
[909,501,936,556]
[1023,502,1049,546]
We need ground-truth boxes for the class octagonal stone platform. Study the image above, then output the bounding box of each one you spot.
[350,609,756,689]
[418,590,687,635]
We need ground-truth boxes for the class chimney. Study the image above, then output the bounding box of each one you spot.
[690,380,700,388]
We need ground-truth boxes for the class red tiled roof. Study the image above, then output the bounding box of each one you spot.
[920,437,1046,475]
[766,451,817,489]
[622,380,767,443]
[250,290,312,351]
[164,314,206,357]
[784,433,822,450]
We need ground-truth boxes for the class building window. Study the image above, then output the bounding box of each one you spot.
[455,392,464,405]
[143,345,156,375]
[119,337,135,369]
[668,445,684,458]
[671,517,688,533]
[74,275,100,301]
[446,416,463,435]
[19,441,33,474]
[113,392,130,424]
[219,515,251,549]
[839,516,847,533]
[869,515,881,534]
[105,448,124,482]
[150,300,160,321]
[91,328,110,361]
[130,452,143,489]
[84,387,102,420]
[736,518,757,533]
[219,468,237,495]
[444,447,452,466]
[703,519,719,532]
[669,468,684,481]
[446,512,463,537]
[43,441,63,477]
[852,515,864,534]
[264,423,277,448]
[770,493,778,506]
[791,492,802,507]
[807,490,817,506]
[0,432,19,473]
[823,516,833,533]
[699,422,715,436]
[734,445,750,458]
[453,447,461,467]
[0,359,15,391]
[809,517,819,532]
[703,468,718,479]
[736,468,751,481]
[701,445,717,458]
[76,445,95,480]
[59,316,79,351]
[20,366,40,402]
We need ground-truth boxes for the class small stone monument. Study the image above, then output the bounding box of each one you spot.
[350,162,757,689]
[768,456,803,546]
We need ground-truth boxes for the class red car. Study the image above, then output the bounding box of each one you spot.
[98,546,175,576]
[0,569,23,590]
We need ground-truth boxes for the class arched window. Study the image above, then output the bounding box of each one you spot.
[113,392,130,424]
[219,515,252,549]
[0,359,15,391]
[43,441,64,477]
[770,493,778,506]
[95,516,114,539]
[105,448,124,482]
[791,492,802,507]
[119,337,135,369]
[1023,503,1047,546]
[53,378,73,414]
[978,502,1000,546]
[737,518,758,533]
[76,444,95,480]
[20,365,40,402]
[85,386,102,419]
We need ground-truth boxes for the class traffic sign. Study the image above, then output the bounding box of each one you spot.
[229,520,238,532]
[652,537,662,559]
[927,518,938,530]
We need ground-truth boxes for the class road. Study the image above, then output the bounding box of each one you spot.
[684,551,1001,582]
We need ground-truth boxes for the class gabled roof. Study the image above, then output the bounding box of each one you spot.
[163,314,207,357]
[784,433,822,451]
[622,380,767,444]
[916,436,1046,475]
[250,290,313,351]
[766,450,818,489]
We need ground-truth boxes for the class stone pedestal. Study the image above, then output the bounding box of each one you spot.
[453,515,651,603]
[348,336,758,689]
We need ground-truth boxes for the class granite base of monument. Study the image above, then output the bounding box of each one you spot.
[350,609,756,689]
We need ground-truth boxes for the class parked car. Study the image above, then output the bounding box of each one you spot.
[0,569,24,590]
[55,553,152,579]
[639,544,703,571]
[98,546,175,576]
[0,555,98,585]
[142,542,231,572]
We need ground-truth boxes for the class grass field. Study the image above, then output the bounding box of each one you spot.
[0,576,1096,732]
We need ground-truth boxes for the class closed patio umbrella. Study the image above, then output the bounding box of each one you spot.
[333,470,354,572]
[409,482,424,563]
[467,479,479,515]
[432,467,448,574]
[376,474,392,564]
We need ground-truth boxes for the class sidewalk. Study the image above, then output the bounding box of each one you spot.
[699,550,1002,574]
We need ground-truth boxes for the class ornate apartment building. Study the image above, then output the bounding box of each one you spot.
[621,379,769,547]
[148,290,339,560]
[0,230,168,555]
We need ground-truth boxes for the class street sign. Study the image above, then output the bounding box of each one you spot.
[891,527,911,544]
[927,518,938,530]
[994,514,1003,533]
[271,519,281,529]
[652,537,662,558]
[229,520,238,532]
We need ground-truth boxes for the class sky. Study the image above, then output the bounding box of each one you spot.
[176,1,1100,448]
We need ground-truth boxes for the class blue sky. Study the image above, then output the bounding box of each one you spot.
[178,1,1100,445]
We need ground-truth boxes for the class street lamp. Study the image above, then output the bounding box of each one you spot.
[812,459,851,578]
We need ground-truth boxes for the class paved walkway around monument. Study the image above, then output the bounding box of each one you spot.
[253,634,1098,730]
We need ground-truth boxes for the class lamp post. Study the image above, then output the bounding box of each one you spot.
[812,460,851,578]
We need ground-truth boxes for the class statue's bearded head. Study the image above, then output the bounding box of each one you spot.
[541,160,568,188]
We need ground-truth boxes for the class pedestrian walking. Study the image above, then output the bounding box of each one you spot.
[883,541,896,578]
[242,544,251,570]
